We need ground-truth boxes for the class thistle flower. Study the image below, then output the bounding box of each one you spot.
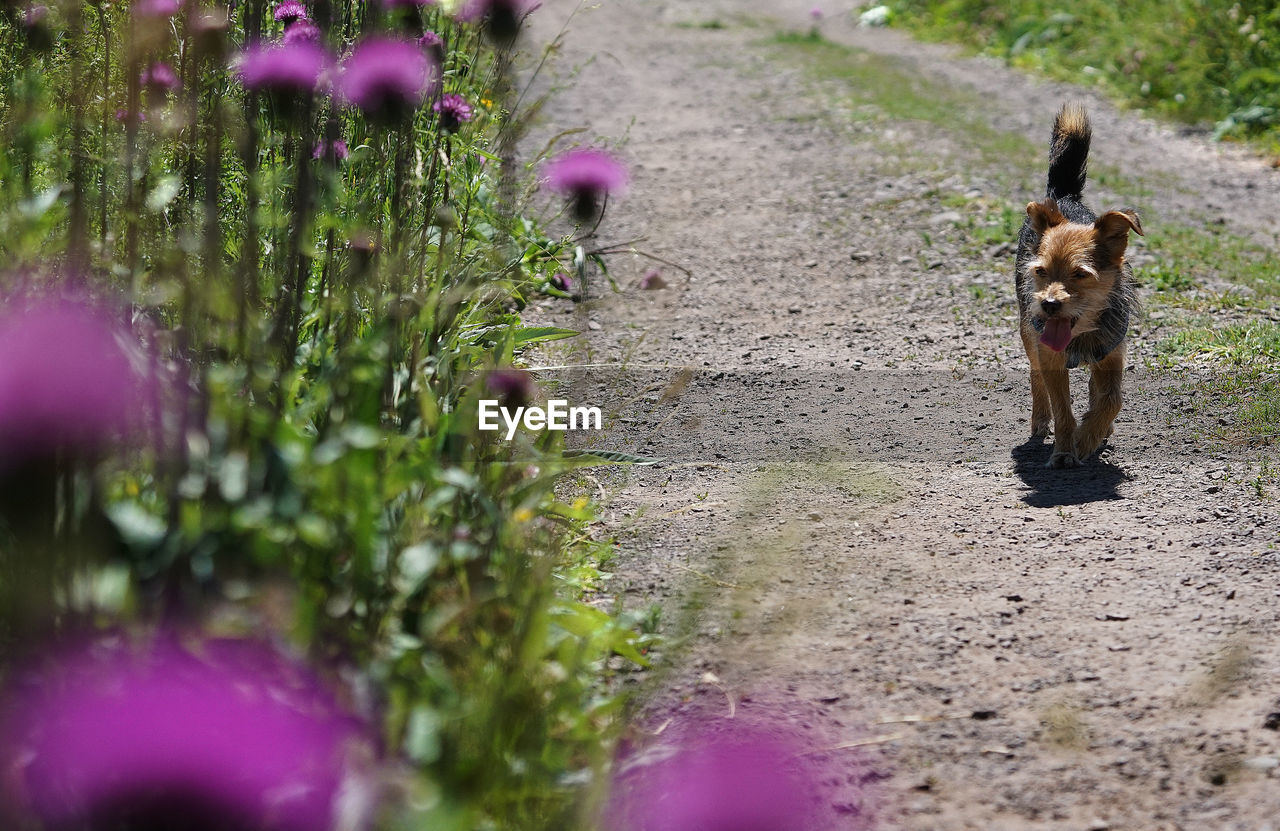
[19,4,52,52]
[543,147,628,224]
[433,92,473,133]
[235,41,331,101]
[336,37,438,124]
[549,272,573,293]
[272,0,309,25]
[456,0,535,47]
[22,4,47,26]
[607,721,828,831]
[312,137,349,162]
[484,369,534,410]
[417,29,444,62]
[140,62,181,99]
[0,634,373,831]
[282,18,321,44]
[0,293,147,469]
[638,269,667,290]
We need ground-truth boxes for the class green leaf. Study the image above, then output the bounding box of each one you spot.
[511,326,579,345]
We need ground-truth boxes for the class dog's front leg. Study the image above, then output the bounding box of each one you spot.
[1021,328,1051,437]
[1074,345,1125,461]
[1039,348,1077,467]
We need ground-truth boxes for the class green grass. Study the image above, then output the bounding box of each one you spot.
[889,0,1280,151]
[1140,223,1280,303]
[767,32,1039,176]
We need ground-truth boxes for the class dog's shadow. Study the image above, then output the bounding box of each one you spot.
[1011,438,1130,507]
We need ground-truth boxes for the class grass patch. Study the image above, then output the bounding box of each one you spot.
[766,32,1039,175]
[889,0,1280,152]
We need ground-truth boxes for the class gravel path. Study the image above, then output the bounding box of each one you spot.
[524,2,1280,828]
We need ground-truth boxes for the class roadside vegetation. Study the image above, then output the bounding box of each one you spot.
[887,0,1280,149]
[0,1,646,829]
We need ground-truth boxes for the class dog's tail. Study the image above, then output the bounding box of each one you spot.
[1046,101,1091,200]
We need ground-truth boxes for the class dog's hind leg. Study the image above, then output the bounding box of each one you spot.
[1021,327,1052,438]
[1075,345,1125,461]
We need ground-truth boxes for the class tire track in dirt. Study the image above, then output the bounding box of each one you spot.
[524,3,1280,828]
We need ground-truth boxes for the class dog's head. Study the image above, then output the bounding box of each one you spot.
[1023,198,1142,352]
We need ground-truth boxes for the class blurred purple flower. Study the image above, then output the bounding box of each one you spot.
[0,293,146,468]
[607,722,826,831]
[132,0,180,18]
[433,92,473,132]
[283,18,321,44]
[543,147,628,223]
[141,62,181,95]
[0,634,373,831]
[417,29,444,61]
[336,37,438,123]
[456,0,536,46]
[273,0,309,24]
[312,138,349,162]
[235,41,331,97]
[485,368,534,409]
[115,107,147,124]
[549,272,573,293]
[22,4,48,26]
[810,6,823,20]
[638,269,667,290]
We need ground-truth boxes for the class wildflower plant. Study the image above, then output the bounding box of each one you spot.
[0,1,645,829]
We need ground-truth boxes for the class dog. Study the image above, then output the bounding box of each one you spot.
[1015,102,1142,468]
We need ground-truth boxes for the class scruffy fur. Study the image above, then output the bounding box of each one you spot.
[1015,103,1143,468]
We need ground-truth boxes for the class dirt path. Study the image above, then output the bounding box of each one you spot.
[524,2,1280,828]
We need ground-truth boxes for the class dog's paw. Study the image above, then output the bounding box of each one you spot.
[1046,451,1080,469]
[1031,420,1051,439]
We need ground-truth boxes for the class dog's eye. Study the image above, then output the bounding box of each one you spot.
[1072,270,1091,280]
[1033,266,1047,278]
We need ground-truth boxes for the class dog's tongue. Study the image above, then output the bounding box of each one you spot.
[1040,318,1073,352]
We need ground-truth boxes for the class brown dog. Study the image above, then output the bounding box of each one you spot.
[1015,103,1142,468]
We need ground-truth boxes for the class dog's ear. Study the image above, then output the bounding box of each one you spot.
[1026,199,1066,235]
[1094,210,1143,264]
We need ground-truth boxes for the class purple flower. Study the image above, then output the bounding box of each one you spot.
[549,272,573,293]
[312,138,349,162]
[0,293,146,468]
[543,147,628,223]
[638,269,667,290]
[283,18,321,44]
[484,369,534,409]
[607,721,829,831]
[417,29,444,61]
[132,0,180,18]
[336,37,438,123]
[140,62,181,95]
[22,4,48,26]
[115,107,147,124]
[457,0,536,46]
[0,634,373,831]
[273,0,309,25]
[235,41,331,97]
[810,6,823,20]
[433,92,473,132]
